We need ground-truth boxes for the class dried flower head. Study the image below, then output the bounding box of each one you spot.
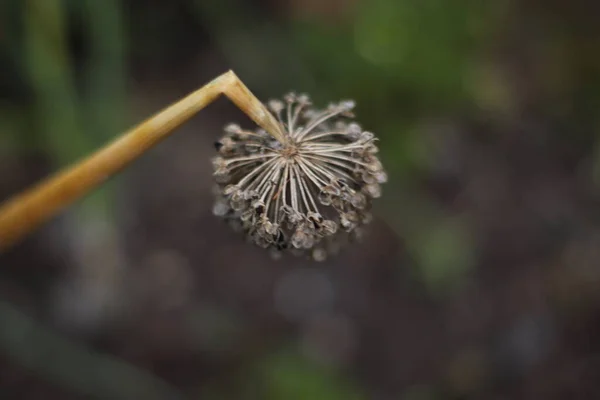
[211,92,387,261]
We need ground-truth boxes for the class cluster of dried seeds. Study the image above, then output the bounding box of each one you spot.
[211,93,386,261]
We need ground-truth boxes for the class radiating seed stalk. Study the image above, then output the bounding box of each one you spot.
[211,93,387,261]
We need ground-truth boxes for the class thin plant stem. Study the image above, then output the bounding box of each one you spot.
[0,70,284,252]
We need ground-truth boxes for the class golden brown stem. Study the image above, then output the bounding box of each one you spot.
[0,70,284,251]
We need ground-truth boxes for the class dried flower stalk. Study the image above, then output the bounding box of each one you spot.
[0,70,282,251]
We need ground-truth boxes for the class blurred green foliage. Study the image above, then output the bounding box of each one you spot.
[260,349,365,400]
[2,0,126,217]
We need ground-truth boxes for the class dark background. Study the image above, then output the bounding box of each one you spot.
[1,0,600,398]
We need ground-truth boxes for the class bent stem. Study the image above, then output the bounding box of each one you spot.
[0,70,284,252]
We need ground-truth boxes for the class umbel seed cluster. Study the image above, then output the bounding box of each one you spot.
[211,93,387,261]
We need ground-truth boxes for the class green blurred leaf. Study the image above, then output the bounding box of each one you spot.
[261,349,366,400]
[354,0,482,102]
[412,217,476,295]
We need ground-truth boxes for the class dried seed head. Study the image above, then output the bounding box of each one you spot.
[212,93,386,261]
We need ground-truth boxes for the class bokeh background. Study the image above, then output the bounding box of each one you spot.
[1,0,600,398]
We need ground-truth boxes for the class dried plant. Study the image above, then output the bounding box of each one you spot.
[212,93,387,261]
[0,71,386,258]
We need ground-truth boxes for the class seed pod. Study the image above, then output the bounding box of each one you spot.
[211,93,386,261]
